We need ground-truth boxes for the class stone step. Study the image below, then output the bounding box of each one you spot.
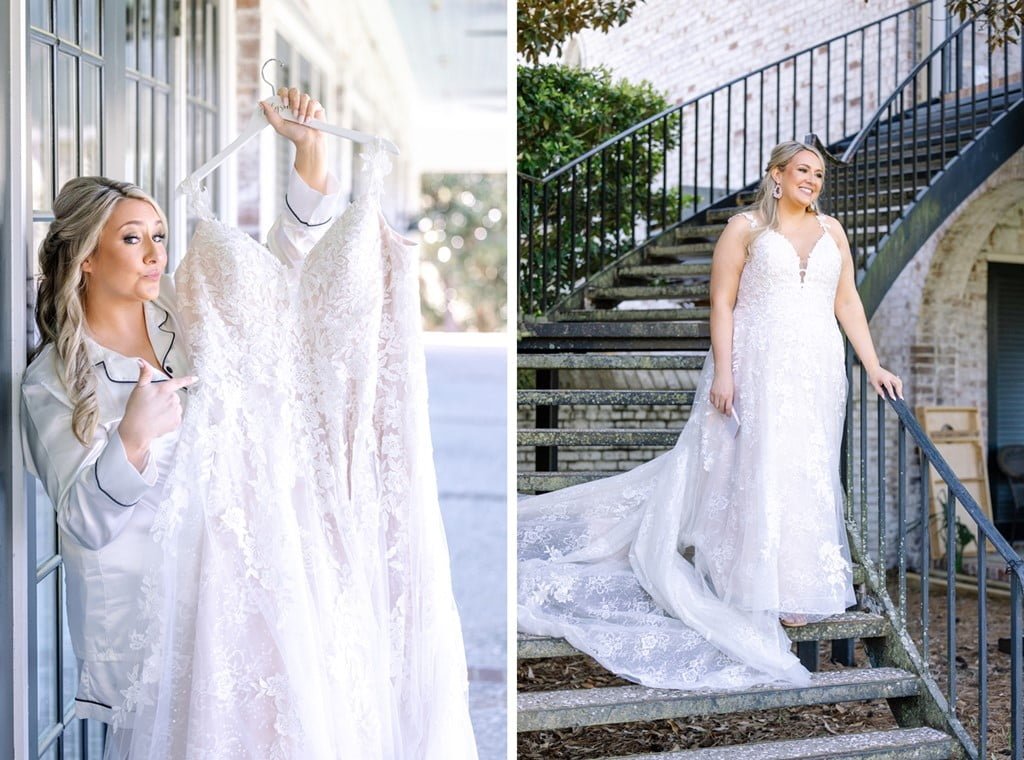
[672,223,726,240]
[518,428,680,447]
[519,389,696,406]
[644,241,716,257]
[517,610,884,659]
[517,470,623,491]
[612,727,952,759]
[520,321,709,340]
[555,307,712,322]
[619,263,712,279]
[517,667,920,732]
[517,352,707,370]
[589,284,711,301]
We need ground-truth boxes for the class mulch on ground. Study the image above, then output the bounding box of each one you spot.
[518,577,1017,758]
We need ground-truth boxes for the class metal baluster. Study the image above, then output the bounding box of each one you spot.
[661,118,667,230]
[600,150,608,266]
[526,180,535,313]
[776,63,781,145]
[921,459,931,664]
[693,100,700,215]
[645,126,653,235]
[895,14,901,86]
[726,84,732,196]
[955,30,962,154]
[946,489,957,708]
[878,395,887,569]
[568,168,577,288]
[759,70,765,176]
[860,365,869,559]
[584,158,592,281]
[825,41,831,143]
[971,19,977,135]
[843,36,849,137]
[710,92,716,204]
[615,142,623,260]
[897,418,907,626]
[791,55,797,139]
[808,51,814,135]
[1011,570,1022,759]
[555,177,563,301]
[541,182,549,312]
[743,78,748,187]
[677,108,684,223]
[978,533,988,759]
[630,133,638,250]
[860,32,866,130]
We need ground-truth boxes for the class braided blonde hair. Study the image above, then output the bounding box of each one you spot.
[33,177,167,445]
[745,141,826,236]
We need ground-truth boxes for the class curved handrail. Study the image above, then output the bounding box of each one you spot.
[839,18,973,163]
[888,397,1024,584]
[521,0,935,184]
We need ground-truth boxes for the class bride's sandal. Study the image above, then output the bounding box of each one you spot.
[780,615,808,628]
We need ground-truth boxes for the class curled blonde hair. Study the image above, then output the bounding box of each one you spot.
[745,140,826,234]
[33,177,167,445]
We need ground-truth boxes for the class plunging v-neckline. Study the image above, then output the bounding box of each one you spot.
[767,220,830,283]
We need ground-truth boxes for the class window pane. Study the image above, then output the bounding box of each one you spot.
[139,86,153,194]
[86,720,105,757]
[41,743,59,760]
[55,53,79,191]
[61,575,79,715]
[125,81,137,182]
[154,91,168,212]
[56,0,77,42]
[35,478,56,562]
[61,719,82,760]
[126,0,137,71]
[81,64,101,177]
[30,0,52,31]
[139,0,152,77]
[154,0,168,82]
[30,42,54,211]
[81,0,101,53]
[36,570,59,734]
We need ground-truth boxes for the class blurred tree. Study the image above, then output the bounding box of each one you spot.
[518,0,645,64]
[418,174,507,332]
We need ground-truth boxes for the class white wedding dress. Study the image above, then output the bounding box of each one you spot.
[519,212,857,691]
[112,147,477,758]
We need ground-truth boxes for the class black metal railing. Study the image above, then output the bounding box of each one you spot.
[846,358,1023,759]
[828,15,1024,276]
[519,0,952,316]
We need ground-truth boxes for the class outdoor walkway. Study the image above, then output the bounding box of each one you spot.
[425,331,508,760]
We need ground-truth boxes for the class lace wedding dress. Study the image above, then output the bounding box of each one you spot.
[519,212,856,691]
[112,147,477,759]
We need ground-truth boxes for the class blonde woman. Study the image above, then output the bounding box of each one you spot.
[21,87,337,730]
[518,142,903,691]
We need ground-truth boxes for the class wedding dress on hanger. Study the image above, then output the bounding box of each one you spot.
[519,211,857,691]
[112,145,477,758]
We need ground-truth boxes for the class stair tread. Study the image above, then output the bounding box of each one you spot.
[518,428,681,445]
[517,353,707,369]
[589,285,711,299]
[517,667,919,731]
[522,322,709,338]
[518,389,695,405]
[613,727,951,759]
[556,308,712,322]
[518,611,887,658]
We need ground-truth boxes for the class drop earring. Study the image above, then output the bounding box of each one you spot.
[772,183,782,199]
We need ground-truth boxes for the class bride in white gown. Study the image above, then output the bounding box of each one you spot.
[519,141,904,691]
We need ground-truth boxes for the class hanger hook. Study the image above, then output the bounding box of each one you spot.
[260,58,286,98]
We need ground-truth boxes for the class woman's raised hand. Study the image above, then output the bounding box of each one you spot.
[261,86,326,147]
[118,360,197,470]
[261,86,329,193]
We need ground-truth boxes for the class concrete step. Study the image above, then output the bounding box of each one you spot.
[518,610,884,659]
[644,242,716,257]
[555,307,712,322]
[619,263,712,279]
[613,727,952,759]
[672,223,726,240]
[518,428,680,447]
[517,353,707,370]
[518,389,696,406]
[517,667,920,732]
[521,321,709,340]
[518,470,624,491]
[589,284,711,301]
